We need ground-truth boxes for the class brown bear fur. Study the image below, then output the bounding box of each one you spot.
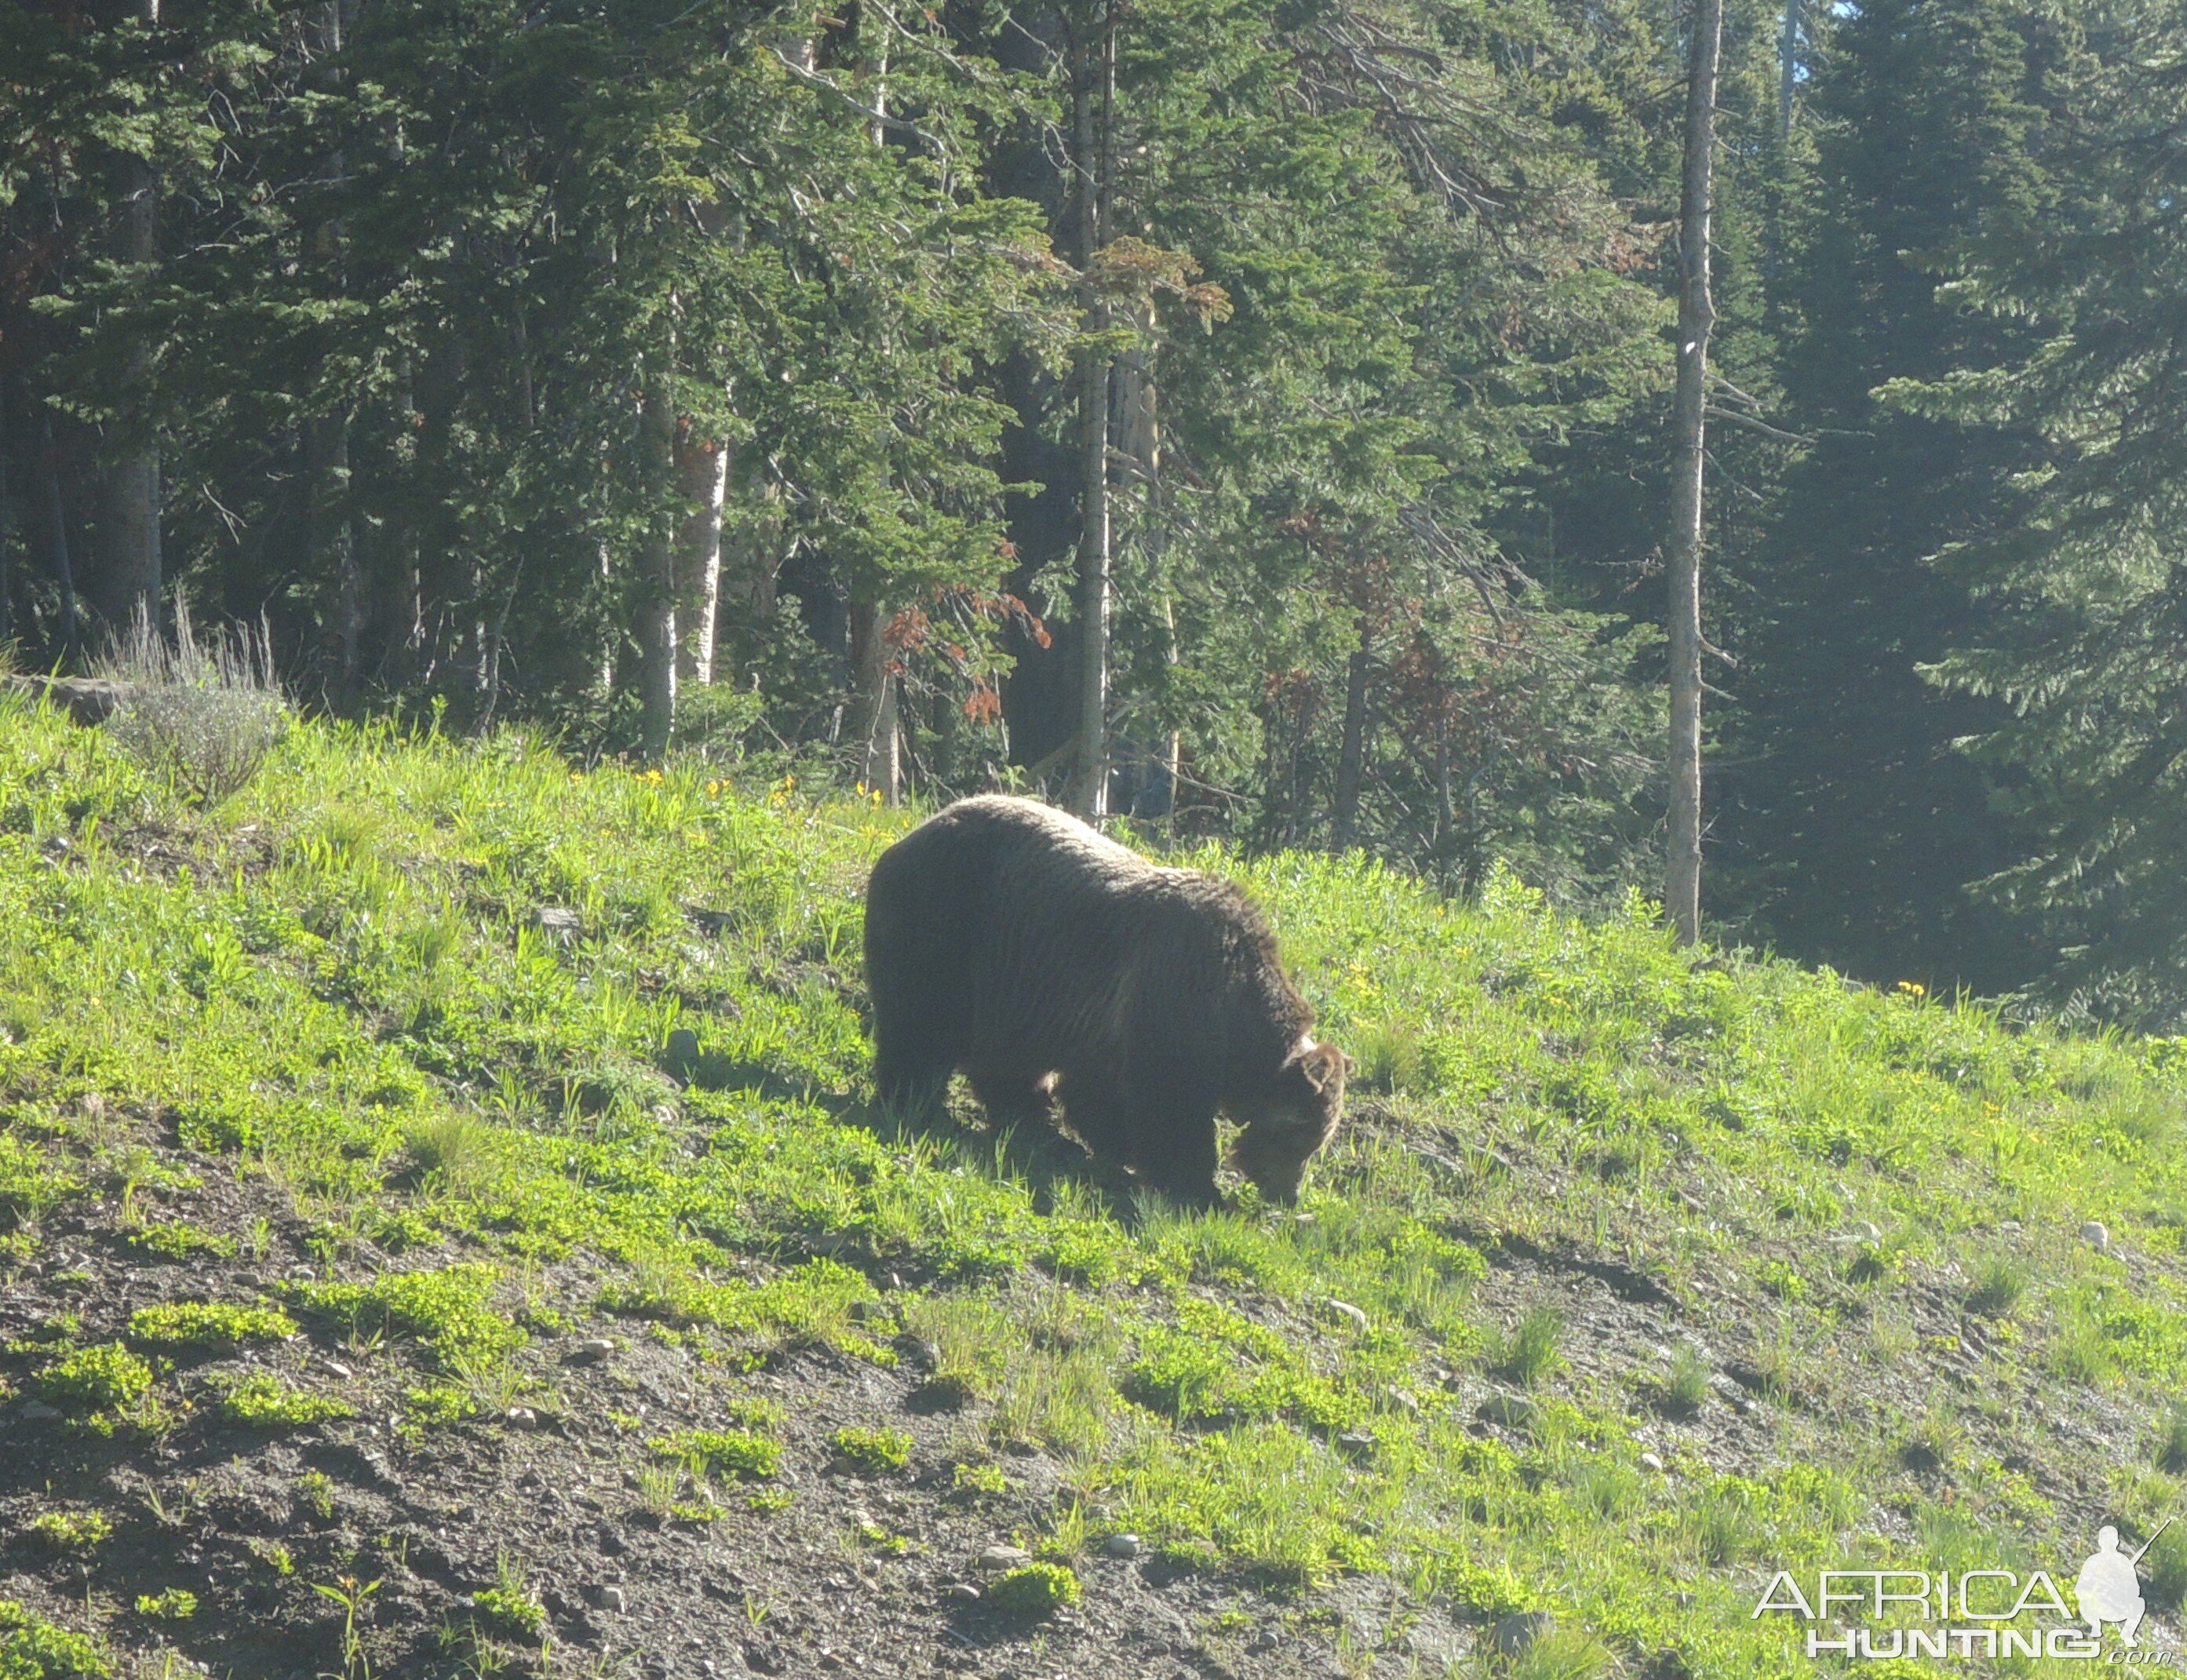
[862,794,1347,1206]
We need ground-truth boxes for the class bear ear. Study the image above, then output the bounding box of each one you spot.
[1301,1040,1347,1093]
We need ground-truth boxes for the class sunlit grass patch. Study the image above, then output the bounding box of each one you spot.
[0,706,2184,1672]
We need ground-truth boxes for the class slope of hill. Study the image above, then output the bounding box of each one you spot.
[0,696,2182,1679]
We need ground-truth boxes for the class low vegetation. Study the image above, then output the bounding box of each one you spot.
[0,696,2182,1675]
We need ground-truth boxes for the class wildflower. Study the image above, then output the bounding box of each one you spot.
[1897,980,1926,998]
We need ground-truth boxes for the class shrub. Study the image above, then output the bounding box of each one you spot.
[985,1563,1081,1618]
[0,1598,111,1678]
[95,603,289,807]
[126,1224,237,1263]
[291,1263,519,1369]
[472,1586,546,1640]
[218,1373,354,1427]
[129,1302,297,1349]
[654,1427,781,1481]
[829,1426,913,1474]
[401,1385,477,1427]
[35,1343,154,1412]
[27,1511,111,1553]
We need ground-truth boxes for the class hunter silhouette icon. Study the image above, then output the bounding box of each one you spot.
[2075,1520,2171,1646]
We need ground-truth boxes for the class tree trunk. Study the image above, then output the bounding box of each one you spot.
[1434,722,1454,849]
[674,426,728,687]
[306,0,356,700]
[0,387,13,649]
[96,2,163,633]
[1779,0,1802,144]
[1332,629,1371,851]
[40,414,80,665]
[634,370,679,758]
[308,412,358,698]
[720,456,781,623]
[848,598,900,801]
[1070,0,1115,819]
[388,354,424,683]
[1667,0,1724,946]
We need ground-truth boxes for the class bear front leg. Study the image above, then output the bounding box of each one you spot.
[1127,1098,1222,1209]
[968,1068,1053,1125]
[872,1028,958,1120]
[1055,1071,1132,1159]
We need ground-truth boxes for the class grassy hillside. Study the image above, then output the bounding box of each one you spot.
[0,695,2182,1679]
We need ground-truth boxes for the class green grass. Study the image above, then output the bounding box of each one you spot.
[1490,1306,1566,1388]
[0,699,2182,1674]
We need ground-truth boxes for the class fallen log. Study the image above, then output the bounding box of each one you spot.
[2,675,129,725]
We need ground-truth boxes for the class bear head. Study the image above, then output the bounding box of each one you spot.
[1228,1037,1351,1203]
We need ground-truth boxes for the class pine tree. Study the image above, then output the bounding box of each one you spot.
[1897,2,2187,1022]
[1715,0,2072,990]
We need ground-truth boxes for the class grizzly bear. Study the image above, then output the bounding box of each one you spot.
[862,794,1349,1206]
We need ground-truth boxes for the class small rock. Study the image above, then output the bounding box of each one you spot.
[1385,1386,1421,1416]
[19,1401,59,1422]
[1477,1394,1536,1430]
[1640,1452,1666,1474]
[665,1027,702,1071]
[847,1299,891,1324]
[567,1337,616,1364]
[1103,1533,1143,1559]
[1494,1610,1556,1657]
[1852,1220,1881,1243]
[945,1583,982,1603]
[505,1405,539,1427]
[318,1359,355,1380]
[1735,1397,1762,1418]
[1325,1299,1369,1331]
[1335,1430,1377,1457]
[2081,1220,2110,1252]
[533,906,583,940]
[898,1336,942,1371]
[977,1545,1030,1570]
